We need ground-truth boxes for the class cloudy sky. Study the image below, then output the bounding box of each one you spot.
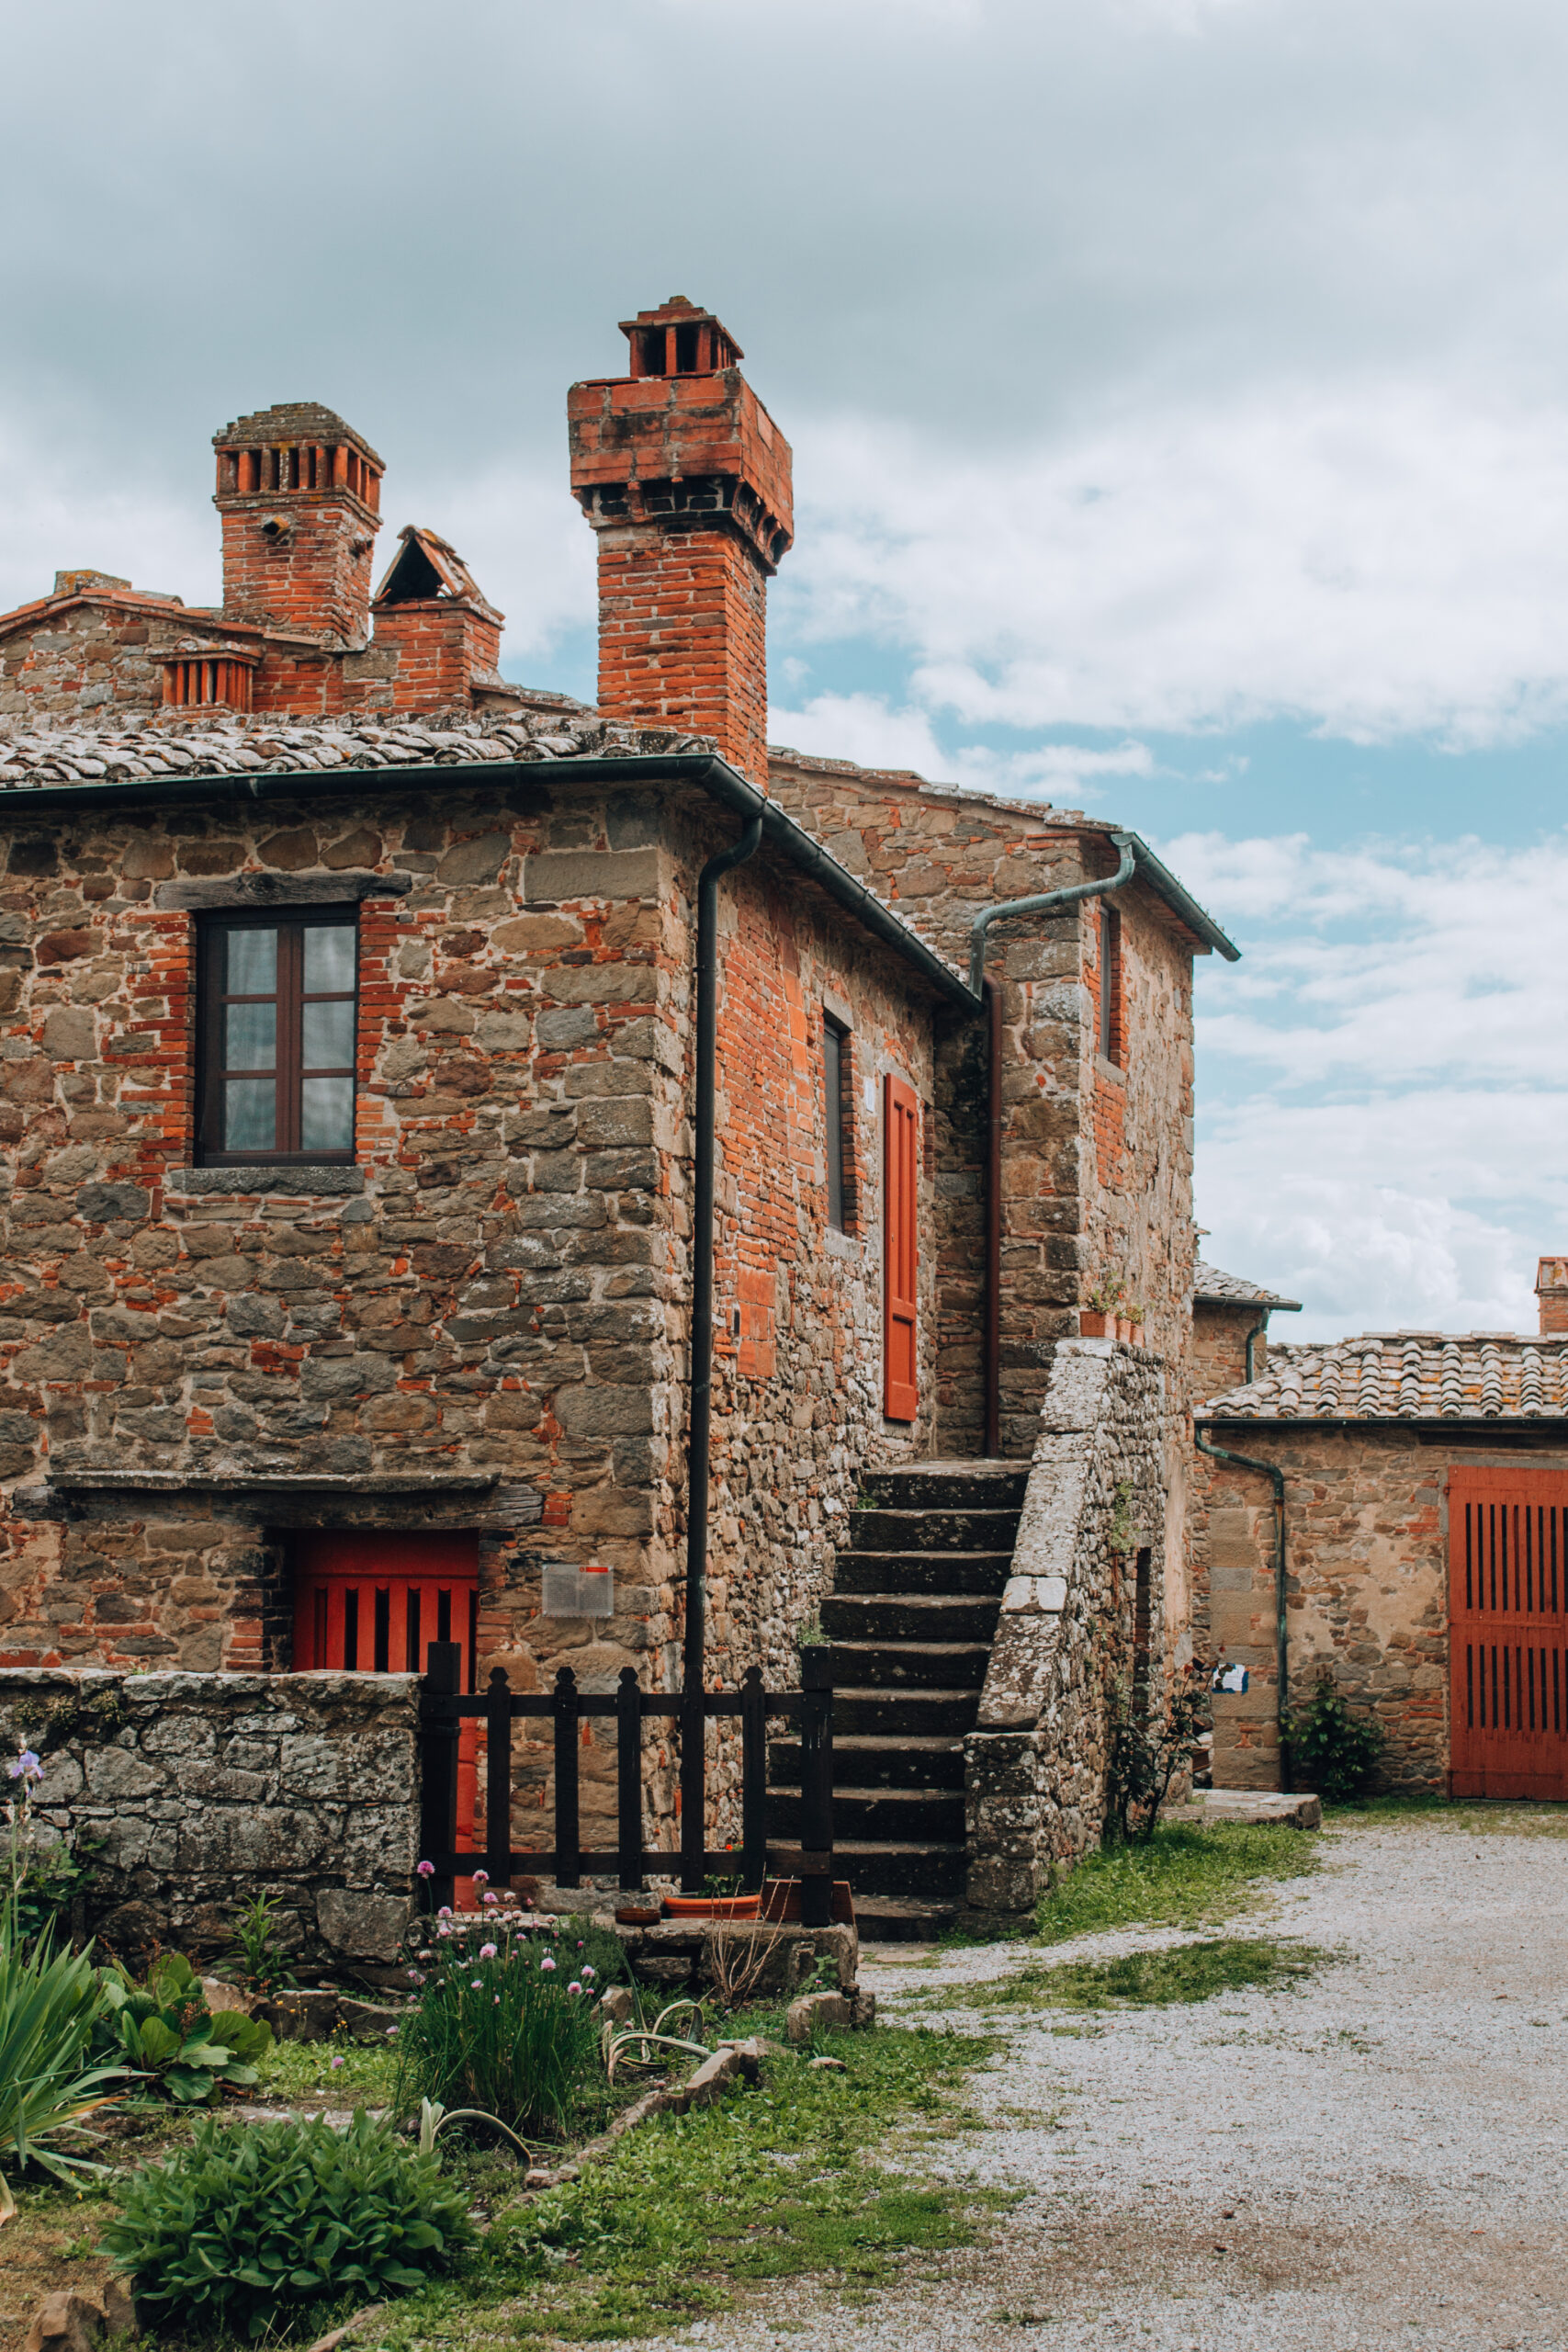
[3,0,1565,1338]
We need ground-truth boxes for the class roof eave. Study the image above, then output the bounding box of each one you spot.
[0,749,980,1016]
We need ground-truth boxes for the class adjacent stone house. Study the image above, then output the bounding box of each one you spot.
[0,297,1240,1903]
[1193,1274,1568,1799]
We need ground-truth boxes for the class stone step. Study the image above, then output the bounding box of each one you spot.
[767,1785,966,1844]
[826,1640,990,1690]
[768,1733,967,1792]
[769,1838,968,1899]
[831,1686,984,1738]
[846,1507,1022,1555]
[861,1461,1031,1510]
[831,1548,1016,1598]
[854,1894,963,1944]
[820,1591,1001,1644]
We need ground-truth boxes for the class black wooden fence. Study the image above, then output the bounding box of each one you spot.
[417,1642,836,1922]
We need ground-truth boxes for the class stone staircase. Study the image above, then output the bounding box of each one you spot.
[767,1459,1028,1941]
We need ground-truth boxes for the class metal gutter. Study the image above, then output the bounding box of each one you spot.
[1122,833,1240,963]
[0,751,980,1013]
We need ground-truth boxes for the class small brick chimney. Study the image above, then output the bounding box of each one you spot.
[213,402,383,647]
[1536,1257,1568,1334]
[371,526,505,709]
[568,298,793,786]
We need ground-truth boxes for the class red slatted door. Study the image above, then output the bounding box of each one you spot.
[1450,1468,1568,1800]
[884,1073,919,1422]
[294,1532,486,1868]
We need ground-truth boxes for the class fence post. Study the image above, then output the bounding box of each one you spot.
[679,1684,706,1894]
[419,1639,463,1915]
[554,1665,581,1889]
[799,1645,834,1928]
[485,1666,512,1889]
[616,1667,644,1891]
[740,1665,767,1894]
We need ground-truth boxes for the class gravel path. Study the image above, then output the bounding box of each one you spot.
[672,1818,1568,2351]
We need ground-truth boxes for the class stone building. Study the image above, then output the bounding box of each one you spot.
[0,297,1241,1925]
[1192,1273,1568,1799]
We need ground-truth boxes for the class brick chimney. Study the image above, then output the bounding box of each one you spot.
[213,402,383,647]
[371,526,505,708]
[568,298,793,786]
[1536,1257,1568,1334]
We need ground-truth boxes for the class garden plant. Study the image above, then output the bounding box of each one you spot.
[92,1950,274,2104]
[102,2109,474,2340]
[1285,1669,1386,1802]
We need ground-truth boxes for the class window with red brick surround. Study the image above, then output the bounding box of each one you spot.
[884,1072,919,1421]
[196,908,357,1164]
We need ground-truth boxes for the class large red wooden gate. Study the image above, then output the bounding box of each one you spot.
[1450,1467,1568,1800]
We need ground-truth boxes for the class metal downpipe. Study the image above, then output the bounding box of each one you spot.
[681,813,764,1892]
[1194,1428,1291,1792]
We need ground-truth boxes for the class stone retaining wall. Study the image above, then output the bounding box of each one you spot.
[0,1666,419,1971]
[964,1338,1169,1912]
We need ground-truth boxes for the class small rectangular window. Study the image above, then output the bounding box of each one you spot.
[197,910,358,1164]
[824,1013,850,1232]
[1099,904,1122,1067]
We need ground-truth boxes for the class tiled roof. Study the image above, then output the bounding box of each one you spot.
[0,708,694,788]
[1201,1335,1568,1421]
[1193,1260,1302,1311]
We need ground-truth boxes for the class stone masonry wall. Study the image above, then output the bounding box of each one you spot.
[0,750,945,1863]
[766,754,1201,1465]
[0,1667,419,1970]
[965,1339,1169,1913]
[1185,1425,1539,1792]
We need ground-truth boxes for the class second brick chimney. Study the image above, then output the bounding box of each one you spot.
[1537,1257,1568,1334]
[214,401,383,648]
[568,298,793,786]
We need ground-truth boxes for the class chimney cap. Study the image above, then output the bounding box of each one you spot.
[617,299,744,377]
[1537,1257,1568,1292]
[212,401,383,467]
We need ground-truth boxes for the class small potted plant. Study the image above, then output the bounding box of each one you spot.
[1080,1272,1124,1340]
[661,1865,761,1922]
[1119,1302,1145,1346]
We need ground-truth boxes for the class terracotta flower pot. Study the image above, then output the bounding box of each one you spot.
[1079,1310,1113,1338]
[660,1893,761,1921]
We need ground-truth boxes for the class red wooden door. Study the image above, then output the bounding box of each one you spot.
[293,1532,484,1852]
[884,1073,919,1422]
[1450,1468,1568,1800]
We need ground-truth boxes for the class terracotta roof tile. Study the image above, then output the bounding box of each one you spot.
[1193,1260,1302,1311]
[1201,1334,1568,1421]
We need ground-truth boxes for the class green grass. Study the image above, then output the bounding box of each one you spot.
[375,2019,1008,2346]
[954,1935,1327,2012]
[253,2031,400,2106]
[986,1935,1324,2011]
[1325,1794,1568,1835]
[1034,1822,1321,1944]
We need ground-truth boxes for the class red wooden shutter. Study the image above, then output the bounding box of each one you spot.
[884,1073,919,1421]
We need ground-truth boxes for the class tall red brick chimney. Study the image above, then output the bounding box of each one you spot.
[213,402,383,647]
[568,299,793,786]
[1536,1257,1568,1334]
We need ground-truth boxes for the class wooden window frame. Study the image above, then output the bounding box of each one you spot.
[196,906,359,1166]
[824,1012,852,1234]
[1098,903,1123,1069]
[883,1071,919,1422]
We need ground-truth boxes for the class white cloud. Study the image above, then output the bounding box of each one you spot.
[1180,831,1568,1337]
[767,690,1154,800]
[784,386,1568,748]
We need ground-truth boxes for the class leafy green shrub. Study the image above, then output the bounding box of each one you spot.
[1285,1672,1384,1803]
[396,1922,604,2141]
[91,1951,273,2103]
[102,2109,474,2341]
